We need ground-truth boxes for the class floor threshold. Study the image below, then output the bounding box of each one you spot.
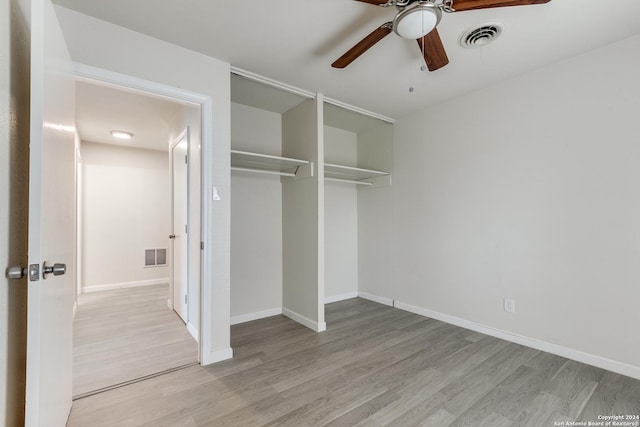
[72,362,199,401]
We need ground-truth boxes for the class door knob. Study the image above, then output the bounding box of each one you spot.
[169,234,176,239]
[42,262,66,279]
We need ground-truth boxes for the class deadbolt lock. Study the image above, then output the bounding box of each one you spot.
[6,264,40,281]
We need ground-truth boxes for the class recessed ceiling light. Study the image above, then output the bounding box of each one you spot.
[111,130,133,140]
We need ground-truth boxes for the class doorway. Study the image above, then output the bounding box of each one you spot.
[72,79,202,398]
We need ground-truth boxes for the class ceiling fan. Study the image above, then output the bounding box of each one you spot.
[332,0,551,72]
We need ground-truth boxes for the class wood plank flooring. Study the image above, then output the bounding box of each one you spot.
[68,298,640,426]
[73,284,198,397]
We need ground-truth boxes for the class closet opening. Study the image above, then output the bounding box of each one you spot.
[229,70,395,335]
[230,73,315,329]
[323,102,394,328]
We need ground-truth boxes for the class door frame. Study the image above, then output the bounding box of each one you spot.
[169,127,190,324]
[73,63,214,364]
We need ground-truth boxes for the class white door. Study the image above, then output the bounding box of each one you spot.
[171,129,189,323]
[24,0,76,425]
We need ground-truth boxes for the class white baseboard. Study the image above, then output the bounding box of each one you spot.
[167,298,172,309]
[325,291,358,304]
[282,307,326,332]
[358,291,394,307]
[83,278,168,293]
[394,300,640,381]
[206,347,233,365]
[187,322,199,342]
[231,307,283,325]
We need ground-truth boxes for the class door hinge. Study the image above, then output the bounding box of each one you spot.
[184,154,188,164]
[200,241,204,250]
[185,224,188,234]
[184,294,188,305]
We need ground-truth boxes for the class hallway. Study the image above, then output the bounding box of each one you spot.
[73,284,198,397]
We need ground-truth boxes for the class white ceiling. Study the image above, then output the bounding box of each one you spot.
[76,81,189,151]
[57,0,640,119]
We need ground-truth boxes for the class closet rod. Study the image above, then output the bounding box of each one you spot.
[325,177,373,186]
[323,96,396,124]
[231,166,296,177]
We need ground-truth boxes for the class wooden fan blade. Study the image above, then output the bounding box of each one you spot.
[417,29,449,72]
[353,0,390,5]
[451,0,551,12]
[332,23,392,68]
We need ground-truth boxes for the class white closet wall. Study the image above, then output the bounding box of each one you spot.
[357,123,394,303]
[324,126,358,301]
[282,98,325,331]
[230,102,283,321]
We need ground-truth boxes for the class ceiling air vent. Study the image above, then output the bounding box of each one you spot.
[459,22,504,48]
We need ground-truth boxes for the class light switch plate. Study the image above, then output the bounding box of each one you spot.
[504,298,515,313]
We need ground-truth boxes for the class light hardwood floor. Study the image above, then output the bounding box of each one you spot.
[68,298,640,426]
[73,284,198,397]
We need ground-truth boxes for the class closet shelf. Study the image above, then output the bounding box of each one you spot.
[231,150,310,177]
[324,163,389,184]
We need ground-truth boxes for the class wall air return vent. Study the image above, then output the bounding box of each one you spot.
[459,22,504,48]
[156,249,167,266]
[145,249,156,267]
[145,248,168,267]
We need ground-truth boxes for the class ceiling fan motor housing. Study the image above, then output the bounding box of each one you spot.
[393,1,442,39]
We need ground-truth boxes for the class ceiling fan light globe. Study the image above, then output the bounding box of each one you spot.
[393,5,440,39]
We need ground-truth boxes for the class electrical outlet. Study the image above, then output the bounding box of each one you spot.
[504,298,516,313]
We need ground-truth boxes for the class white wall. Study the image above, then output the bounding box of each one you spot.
[1,0,30,423]
[230,102,283,320]
[324,126,358,301]
[81,142,170,291]
[55,6,232,362]
[393,35,640,376]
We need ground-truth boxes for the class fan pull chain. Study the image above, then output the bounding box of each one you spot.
[420,35,427,72]
[420,13,426,72]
